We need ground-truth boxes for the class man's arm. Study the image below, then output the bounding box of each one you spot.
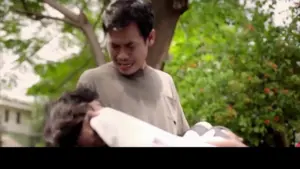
[174,92,190,136]
[168,76,190,136]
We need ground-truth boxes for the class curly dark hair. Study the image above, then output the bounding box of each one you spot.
[102,0,154,40]
[44,87,99,147]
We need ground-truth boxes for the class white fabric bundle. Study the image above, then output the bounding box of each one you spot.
[90,108,215,147]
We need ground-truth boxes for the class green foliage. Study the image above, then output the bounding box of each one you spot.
[27,46,96,98]
[0,1,45,64]
[0,0,108,97]
[24,0,109,98]
[0,0,109,146]
[166,0,300,146]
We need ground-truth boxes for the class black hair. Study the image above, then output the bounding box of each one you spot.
[102,0,154,40]
[44,87,99,147]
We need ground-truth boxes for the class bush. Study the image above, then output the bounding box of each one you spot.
[166,0,300,146]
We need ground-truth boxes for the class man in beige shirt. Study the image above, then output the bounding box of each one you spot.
[77,0,189,136]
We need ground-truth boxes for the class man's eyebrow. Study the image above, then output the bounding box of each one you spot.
[111,42,120,46]
[126,42,134,45]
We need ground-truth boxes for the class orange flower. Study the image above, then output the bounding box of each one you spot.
[199,88,204,92]
[248,76,252,81]
[264,119,270,125]
[282,89,289,94]
[227,105,233,111]
[246,24,255,31]
[264,74,269,79]
[274,116,279,122]
[266,61,277,70]
[272,63,278,70]
[264,88,271,94]
[189,63,197,68]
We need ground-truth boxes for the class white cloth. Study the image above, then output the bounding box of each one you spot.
[90,108,215,147]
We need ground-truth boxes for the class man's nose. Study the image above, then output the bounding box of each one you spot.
[117,50,129,60]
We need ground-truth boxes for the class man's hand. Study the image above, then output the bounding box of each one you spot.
[205,137,247,147]
[87,100,102,118]
[77,100,106,147]
[222,129,244,142]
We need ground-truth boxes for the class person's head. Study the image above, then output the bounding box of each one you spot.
[102,0,155,75]
[44,87,105,147]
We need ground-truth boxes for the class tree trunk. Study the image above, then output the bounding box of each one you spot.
[148,0,189,70]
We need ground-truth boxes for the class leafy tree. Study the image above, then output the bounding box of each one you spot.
[166,0,300,146]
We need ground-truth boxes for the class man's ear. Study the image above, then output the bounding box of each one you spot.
[147,29,155,47]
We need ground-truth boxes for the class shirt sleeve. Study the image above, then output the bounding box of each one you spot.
[168,75,190,136]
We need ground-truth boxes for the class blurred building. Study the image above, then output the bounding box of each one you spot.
[0,95,40,147]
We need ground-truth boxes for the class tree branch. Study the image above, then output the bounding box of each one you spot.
[43,0,107,66]
[12,9,78,26]
[92,4,107,29]
[43,0,78,22]
[51,5,108,92]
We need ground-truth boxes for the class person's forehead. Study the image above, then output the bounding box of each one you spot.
[107,23,143,44]
[107,36,141,45]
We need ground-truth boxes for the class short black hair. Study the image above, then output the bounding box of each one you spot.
[102,0,154,40]
[44,87,99,147]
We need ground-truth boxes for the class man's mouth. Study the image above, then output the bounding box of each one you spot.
[117,63,134,71]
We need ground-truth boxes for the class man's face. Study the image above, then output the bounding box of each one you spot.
[77,101,106,147]
[106,23,155,75]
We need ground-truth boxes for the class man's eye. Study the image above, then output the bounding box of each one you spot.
[111,44,120,49]
[127,44,134,50]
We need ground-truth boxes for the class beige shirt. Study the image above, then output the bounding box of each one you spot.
[77,62,190,136]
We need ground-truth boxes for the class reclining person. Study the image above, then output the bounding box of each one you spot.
[44,87,246,147]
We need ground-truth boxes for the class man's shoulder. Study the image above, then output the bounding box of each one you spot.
[77,62,116,88]
[148,66,177,98]
[150,67,173,82]
[81,62,115,79]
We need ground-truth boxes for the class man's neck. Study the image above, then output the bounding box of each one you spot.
[121,63,149,79]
